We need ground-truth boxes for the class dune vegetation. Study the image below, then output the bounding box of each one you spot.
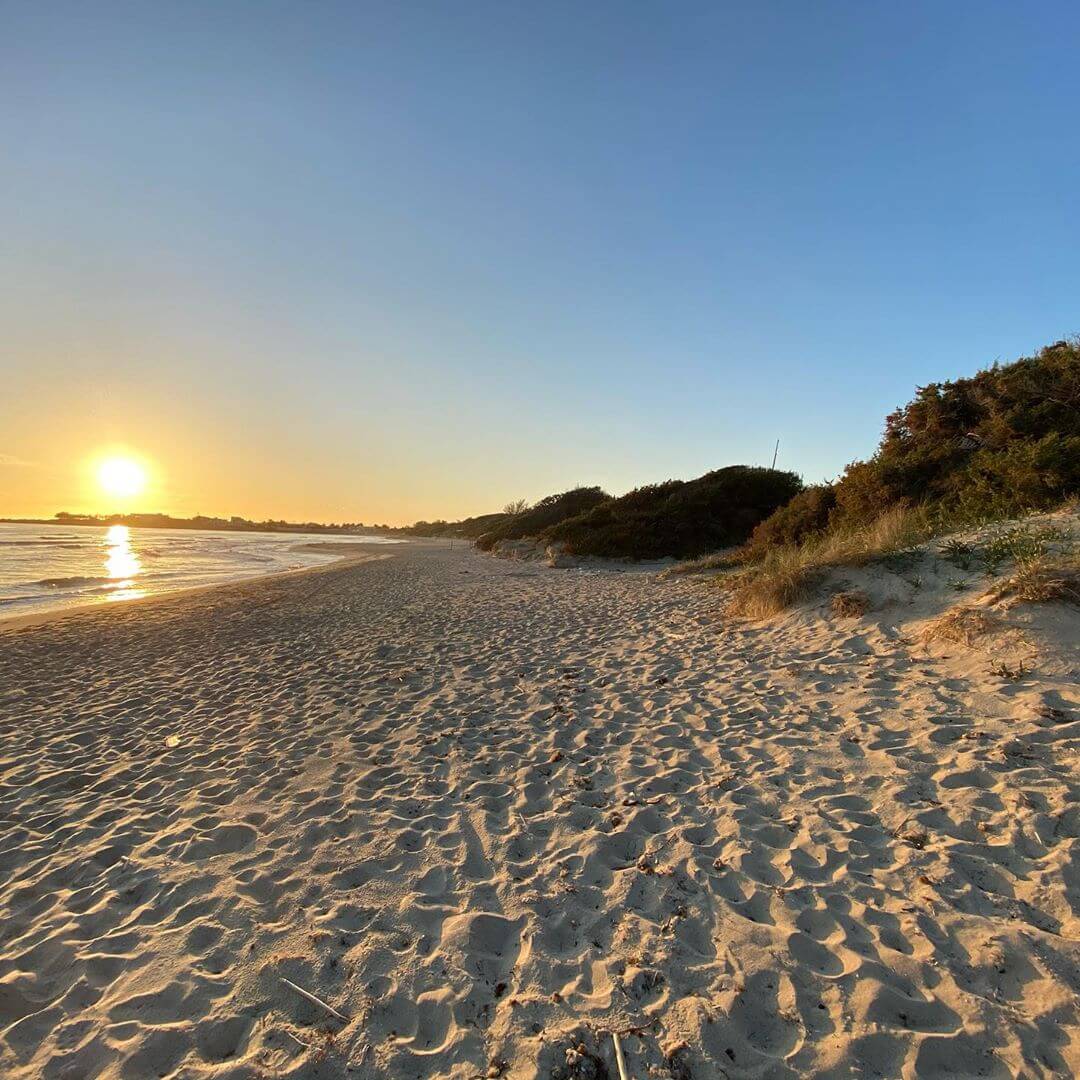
[541,466,802,560]
[404,339,1080,603]
[474,487,610,551]
[754,337,1080,546]
[396,511,510,540]
[405,470,802,560]
[725,505,932,618]
[721,339,1080,616]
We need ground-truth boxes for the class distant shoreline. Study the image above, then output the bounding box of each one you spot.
[0,517,396,539]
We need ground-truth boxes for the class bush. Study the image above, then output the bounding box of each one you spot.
[943,434,1080,523]
[747,484,837,552]
[830,339,1080,527]
[544,466,803,560]
[402,512,510,538]
[475,487,609,551]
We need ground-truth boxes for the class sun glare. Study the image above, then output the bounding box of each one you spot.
[97,457,148,499]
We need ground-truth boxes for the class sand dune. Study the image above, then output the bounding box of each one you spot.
[0,537,1077,1078]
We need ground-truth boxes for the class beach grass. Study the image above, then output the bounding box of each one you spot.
[723,505,929,619]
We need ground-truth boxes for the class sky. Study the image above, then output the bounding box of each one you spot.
[2,2,1078,525]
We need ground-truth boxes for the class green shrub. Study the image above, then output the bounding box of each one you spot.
[942,434,1080,523]
[746,484,837,552]
[544,466,803,560]
[829,339,1080,528]
[939,538,975,570]
[981,527,1049,575]
[475,487,609,551]
[410,340,1080,574]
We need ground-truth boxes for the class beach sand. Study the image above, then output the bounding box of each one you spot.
[1,538,1077,1078]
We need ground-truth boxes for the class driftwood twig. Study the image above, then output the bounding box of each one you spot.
[612,1031,630,1080]
[283,1030,311,1051]
[280,977,349,1022]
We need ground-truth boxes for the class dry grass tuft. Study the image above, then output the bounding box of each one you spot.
[727,506,929,619]
[664,550,740,577]
[922,606,1002,646]
[723,557,822,620]
[985,555,1080,607]
[830,590,869,619]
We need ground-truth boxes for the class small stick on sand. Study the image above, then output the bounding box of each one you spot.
[612,1031,630,1080]
[280,977,349,1022]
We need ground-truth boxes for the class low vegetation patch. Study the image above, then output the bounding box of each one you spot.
[726,506,929,619]
[830,590,869,619]
[663,550,741,576]
[979,523,1072,574]
[985,555,1080,607]
[921,607,1002,646]
[723,551,822,620]
[935,520,1075,584]
[990,658,1030,681]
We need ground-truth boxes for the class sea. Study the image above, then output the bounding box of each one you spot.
[0,522,402,619]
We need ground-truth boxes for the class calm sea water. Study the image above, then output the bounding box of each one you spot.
[0,522,401,619]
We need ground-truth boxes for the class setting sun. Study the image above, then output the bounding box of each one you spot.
[97,457,148,499]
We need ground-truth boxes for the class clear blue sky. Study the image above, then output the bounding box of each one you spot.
[3,2,1078,523]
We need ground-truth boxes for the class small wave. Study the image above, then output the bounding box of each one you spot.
[0,540,87,547]
[32,575,114,589]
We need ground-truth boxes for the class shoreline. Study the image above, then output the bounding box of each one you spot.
[0,546,399,632]
[0,516,402,539]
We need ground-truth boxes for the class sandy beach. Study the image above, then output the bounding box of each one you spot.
[1,539,1077,1079]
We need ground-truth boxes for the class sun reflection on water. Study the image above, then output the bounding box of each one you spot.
[103,524,145,601]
